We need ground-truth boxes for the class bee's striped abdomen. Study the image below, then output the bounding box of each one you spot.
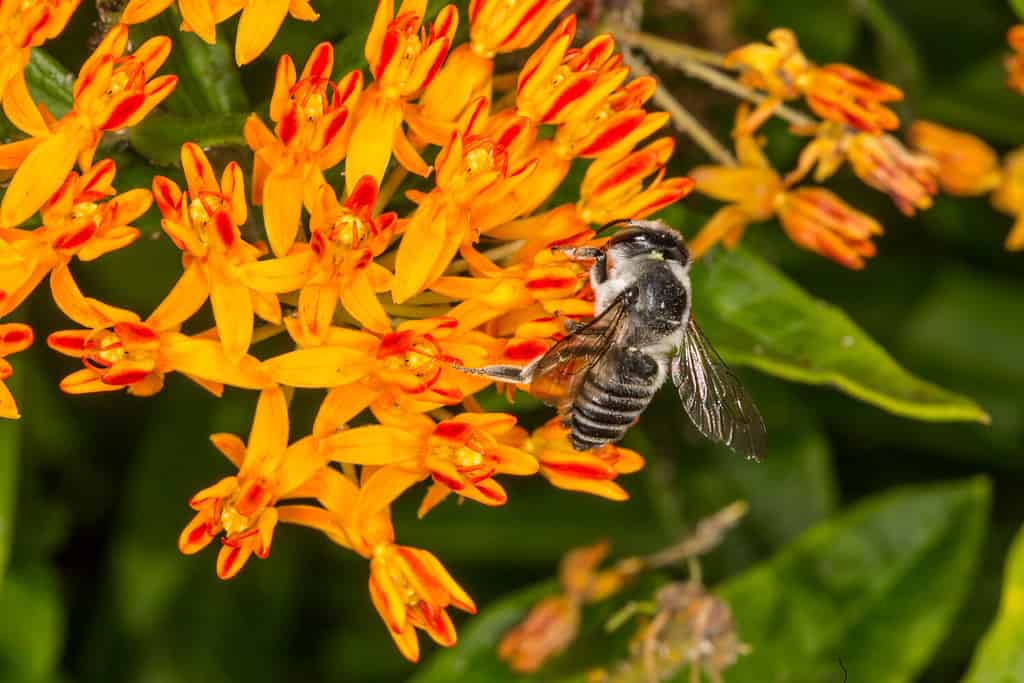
[567,349,659,451]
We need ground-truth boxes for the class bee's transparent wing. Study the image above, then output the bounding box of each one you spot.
[530,291,631,411]
[672,318,767,461]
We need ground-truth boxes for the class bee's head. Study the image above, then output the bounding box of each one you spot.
[605,220,689,266]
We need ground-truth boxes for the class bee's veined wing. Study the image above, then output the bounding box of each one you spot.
[672,318,767,461]
[530,290,631,410]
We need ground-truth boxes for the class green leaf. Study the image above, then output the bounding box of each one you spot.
[1012,0,1024,20]
[963,522,1024,682]
[721,478,990,683]
[129,112,248,166]
[689,246,990,423]
[0,397,19,584]
[0,568,64,682]
[25,49,73,118]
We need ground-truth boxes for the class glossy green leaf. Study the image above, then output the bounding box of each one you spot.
[689,246,989,423]
[0,568,64,682]
[963,522,1024,682]
[129,113,248,166]
[0,394,19,583]
[721,478,989,683]
[25,49,73,118]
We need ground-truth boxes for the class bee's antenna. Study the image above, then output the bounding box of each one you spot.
[596,218,632,236]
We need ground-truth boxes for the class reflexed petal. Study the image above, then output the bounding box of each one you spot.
[541,467,629,501]
[345,90,403,194]
[180,0,218,44]
[3,73,49,137]
[263,346,372,388]
[321,426,416,464]
[339,269,391,334]
[235,0,291,65]
[146,262,210,331]
[262,171,306,256]
[392,197,448,303]
[121,0,176,23]
[178,513,218,554]
[210,432,247,467]
[312,385,376,438]
[0,379,20,419]
[416,482,450,518]
[59,368,124,394]
[50,263,139,328]
[161,334,270,389]
[354,466,426,523]
[370,558,409,634]
[208,262,254,363]
[297,282,339,342]
[279,436,327,493]
[1,129,79,227]
[248,385,290,463]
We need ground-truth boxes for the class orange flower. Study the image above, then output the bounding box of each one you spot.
[691,120,882,269]
[179,386,328,579]
[0,158,151,317]
[1007,25,1024,94]
[346,0,458,192]
[152,143,283,362]
[242,175,397,338]
[279,467,476,662]
[468,0,573,57]
[392,102,538,302]
[991,147,1024,251]
[45,264,269,396]
[524,418,644,501]
[908,120,1002,196]
[0,25,176,227]
[0,0,78,106]
[0,323,33,419]
[727,29,902,135]
[775,188,882,270]
[121,0,317,62]
[515,17,628,126]
[578,136,695,224]
[800,63,902,135]
[321,410,538,521]
[846,132,938,216]
[245,43,362,255]
[266,317,494,424]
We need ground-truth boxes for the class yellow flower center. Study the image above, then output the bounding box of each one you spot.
[220,478,273,536]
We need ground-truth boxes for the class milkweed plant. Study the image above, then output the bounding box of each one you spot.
[0,0,1022,680]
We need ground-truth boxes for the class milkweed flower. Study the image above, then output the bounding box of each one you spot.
[180,386,328,579]
[0,158,150,318]
[991,147,1024,251]
[0,0,78,106]
[787,122,939,217]
[523,418,644,501]
[726,28,903,135]
[1007,25,1024,94]
[690,118,882,269]
[245,42,362,255]
[345,0,458,192]
[242,175,397,337]
[0,25,176,227]
[265,317,494,424]
[908,121,1002,197]
[321,410,538,521]
[0,323,33,419]
[45,264,269,395]
[122,0,319,64]
[152,143,283,362]
[278,467,476,662]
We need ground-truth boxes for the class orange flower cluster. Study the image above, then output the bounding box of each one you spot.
[0,0,695,663]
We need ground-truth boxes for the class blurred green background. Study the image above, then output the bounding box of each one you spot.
[3,0,1024,681]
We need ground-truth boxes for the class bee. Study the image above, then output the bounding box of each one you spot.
[456,220,766,460]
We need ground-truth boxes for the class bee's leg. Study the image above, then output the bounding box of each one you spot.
[452,356,539,384]
[553,246,607,284]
